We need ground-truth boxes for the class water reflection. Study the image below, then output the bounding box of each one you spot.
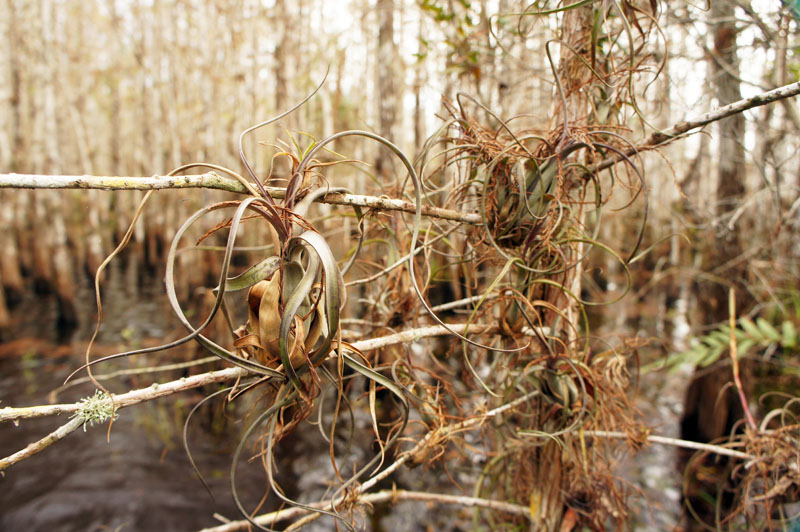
[0,264,270,531]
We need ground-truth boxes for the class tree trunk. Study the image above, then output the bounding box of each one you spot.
[680,4,751,529]
[530,6,594,530]
[0,280,9,334]
[272,0,293,178]
[375,0,398,179]
[0,4,23,294]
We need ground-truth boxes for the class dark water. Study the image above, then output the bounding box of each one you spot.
[0,263,274,531]
[0,259,691,531]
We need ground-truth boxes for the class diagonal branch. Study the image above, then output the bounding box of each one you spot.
[198,389,541,532]
[593,80,800,174]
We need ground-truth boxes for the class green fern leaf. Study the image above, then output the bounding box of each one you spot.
[699,342,727,367]
[708,330,729,347]
[756,318,782,343]
[739,318,762,342]
[782,320,798,349]
[737,339,755,357]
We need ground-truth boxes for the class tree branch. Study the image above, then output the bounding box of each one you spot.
[0,365,249,424]
[582,430,754,461]
[197,390,540,532]
[0,173,482,225]
[594,80,800,173]
[199,489,531,532]
[0,417,86,472]
[6,83,798,205]
[0,323,498,471]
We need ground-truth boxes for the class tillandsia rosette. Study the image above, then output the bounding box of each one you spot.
[232,197,346,392]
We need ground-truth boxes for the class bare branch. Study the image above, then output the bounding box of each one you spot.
[200,489,531,532]
[0,323,498,471]
[0,323,497,424]
[0,366,249,471]
[581,430,754,461]
[197,390,540,532]
[0,366,248,424]
[0,417,86,472]
[0,173,482,224]
[594,80,800,173]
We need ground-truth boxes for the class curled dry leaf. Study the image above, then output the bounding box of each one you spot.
[242,270,321,370]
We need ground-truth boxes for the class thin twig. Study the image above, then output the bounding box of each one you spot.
[583,430,754,461]
[199,489,531,532]
[728,289,758,431]
[197,390,540,532]
[0,173,482,225]
[0,417,86,472]
[49,356,219,402]
[0,323,496,424]
[0,366,247,424]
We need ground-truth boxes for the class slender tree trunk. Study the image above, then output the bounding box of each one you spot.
[0,190,24,297]
[0,280,9,333]
[375,0,398,180]
[680,4,751,528]
[42,0,77,330]
[333,48,346,133]
[0,2,23,298]
[413,14,425,150]
[0,0,11,170]
[272,0,292,178]
[4,0,22,173]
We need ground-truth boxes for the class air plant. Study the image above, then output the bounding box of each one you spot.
[61,4,666,529]
[64,79,427,530]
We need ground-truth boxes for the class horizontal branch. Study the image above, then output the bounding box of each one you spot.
[0,323,497,424]
[0,322,498,471]
[0,366,248,424]
[583,430,754,461]
[0,173,482,225]
[595,79,800,173]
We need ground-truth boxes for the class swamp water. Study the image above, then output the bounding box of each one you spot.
[0,263,268,530]
[0,262,689,531]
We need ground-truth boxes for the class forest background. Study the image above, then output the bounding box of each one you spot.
[0,0,799,531]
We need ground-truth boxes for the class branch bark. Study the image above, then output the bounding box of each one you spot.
[199,489,531,532]
[0,173,482,225]
[3,78,799,224]
[594,80,800,173]
[198,390,540,532]
[0,322,497,471]
[581,430,754,461]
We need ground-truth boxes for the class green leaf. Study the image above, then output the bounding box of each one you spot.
[756,318,782,343]
[739,318,762,341]
[782,320,798,349]
[699,342,727,367]
[215,256,279,293]
[737,339,755,357]
[706,330,729,347]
